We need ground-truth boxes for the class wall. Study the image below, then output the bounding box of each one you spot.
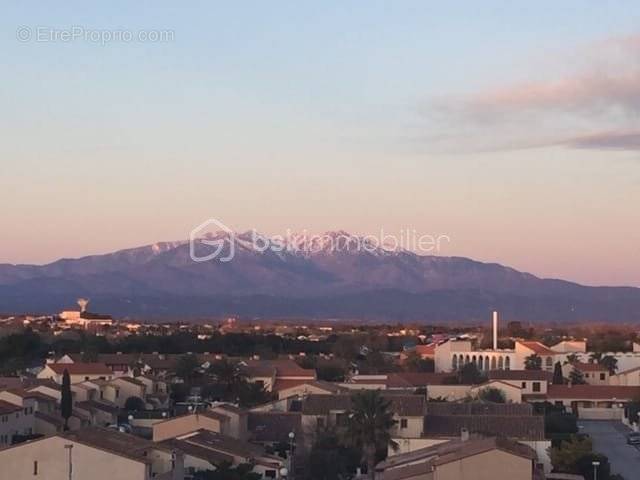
[390,416,423,438]
[433,448,532,480]
[153,414,222,442]
[0,436,148,480]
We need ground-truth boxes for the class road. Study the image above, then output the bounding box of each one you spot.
[578,420,640,479]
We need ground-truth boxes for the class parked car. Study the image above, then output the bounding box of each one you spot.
[626,432,640,445]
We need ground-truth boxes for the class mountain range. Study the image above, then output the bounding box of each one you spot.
[1,231,639,322]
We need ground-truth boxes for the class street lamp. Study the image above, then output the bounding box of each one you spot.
[592,460,600,480]
[64,444,73,480]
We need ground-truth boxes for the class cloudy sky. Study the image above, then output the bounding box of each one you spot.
[1,1,638,286]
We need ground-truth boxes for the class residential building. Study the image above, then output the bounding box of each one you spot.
[301,394,426,439]
[0,426,184,480]
[375,436,538,480]
[37,363,113,384]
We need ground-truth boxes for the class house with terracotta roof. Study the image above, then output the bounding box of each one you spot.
[241,359,316,393]
[37,363,113,384]
[277,379,348,399]
[610,365,640,386]
[152,406,247,442]
[488,370,554,397]
[301,393,426,439]
[375,436,539,480]
[545,385,640,419]
[0,399,32,446]
[515,341,556,372]
[0,426,184,480]
[570,362,609,385]
[162,429,285,479]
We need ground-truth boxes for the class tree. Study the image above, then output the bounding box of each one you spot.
[564,353,579,365]
[553,361,564,385]
[175,354,201,381]
[569,368,586,385]
[477,387,506,403]
[208,359,248,400]
[403,351,435,373]
[236,382,272,409]
[457,363,485,385]
[124,396,145,411]
[306,428,360,480]
[599,355,618,375]
[341,390,398,480]
[317,363,348,382]
[61,369,72,431]
[524,354,542,370]
[548,435,593,473]
[194,462,261,480]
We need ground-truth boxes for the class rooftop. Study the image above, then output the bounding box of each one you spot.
[377,436,535,480]
[488,369,554,381]
[46,363,112,375]
[302,393,426,417]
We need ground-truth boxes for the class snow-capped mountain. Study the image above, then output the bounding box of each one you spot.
[1,231,639,321]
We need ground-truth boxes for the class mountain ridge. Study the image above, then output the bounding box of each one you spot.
[1,231,638,322]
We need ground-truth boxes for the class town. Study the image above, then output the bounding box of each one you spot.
[0,303,637,480]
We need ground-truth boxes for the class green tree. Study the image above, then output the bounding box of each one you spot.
[208,359,248,400]
[599,355,618,375]
[194,462,261,480]
[548,435,593,473]
[317,363,348,382]
[341,390,398,480]
[124,396,145,411]
[61,369,72,431]
[569,368,586,385]
[403,351,435,373]
[553,361,564,385]
[175,354,201,381]
[457,363,485,385]
[306,428,360,480]
[524,354,542,370]
[236,382,272,409]
[477,387,506,403]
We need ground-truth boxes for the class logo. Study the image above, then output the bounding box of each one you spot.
[189,218,235,263]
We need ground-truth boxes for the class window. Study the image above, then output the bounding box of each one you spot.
[532,382,541,392]
[585,373,590,378]
[400,418,408,429]
[521,382,526,389]
[600,373,606,380]
[317,417,325,428]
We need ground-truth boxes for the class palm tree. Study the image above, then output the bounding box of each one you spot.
[341,390,398,480]
[564,353,579,365]
[524,354,542,370]
[589,352,603,364]
[599,355,618,375]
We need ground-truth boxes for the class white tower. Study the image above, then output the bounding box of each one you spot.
[492,311,498,350]
[77,298,89,313]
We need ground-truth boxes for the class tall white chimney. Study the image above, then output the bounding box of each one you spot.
[492,311,498,350]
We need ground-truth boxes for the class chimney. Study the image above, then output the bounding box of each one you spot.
[492,311,498,351]
[461,428,469,442]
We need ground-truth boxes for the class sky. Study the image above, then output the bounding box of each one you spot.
[0,1,639,287]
